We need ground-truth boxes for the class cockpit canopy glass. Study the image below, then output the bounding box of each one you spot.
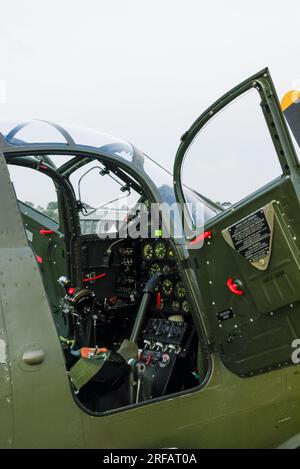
[0,120,220,228]
[0,120,134,160]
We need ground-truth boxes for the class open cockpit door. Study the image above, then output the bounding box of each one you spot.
[173,68,300,376]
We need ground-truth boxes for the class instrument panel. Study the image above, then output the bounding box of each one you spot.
[140,239,191,315]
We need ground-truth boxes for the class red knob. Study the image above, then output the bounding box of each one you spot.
[227,278,244,296]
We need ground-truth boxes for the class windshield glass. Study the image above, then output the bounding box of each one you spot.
[69,160,140,236]
[0,119,219,229]
[141,153,219,225]
[180,89,281,209]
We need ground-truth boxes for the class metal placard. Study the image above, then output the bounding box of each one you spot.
[222,202,275,270]
[217,308,234,322]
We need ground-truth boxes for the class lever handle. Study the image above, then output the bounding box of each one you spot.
[39,229,55,235]
[227,278,244,296]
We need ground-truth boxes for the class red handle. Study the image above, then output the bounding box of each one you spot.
[156,291,161,310]
[227,278,244,296]
[83,273,107,283]
[190,230,212,246]
[39,229,55,235]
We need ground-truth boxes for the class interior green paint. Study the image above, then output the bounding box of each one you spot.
[174,68,300,377]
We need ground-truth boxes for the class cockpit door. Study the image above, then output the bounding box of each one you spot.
[173,68,300,377]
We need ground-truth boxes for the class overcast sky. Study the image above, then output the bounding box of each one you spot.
[1,0,300,207]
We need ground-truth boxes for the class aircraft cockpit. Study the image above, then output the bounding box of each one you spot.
[0,120,218,414]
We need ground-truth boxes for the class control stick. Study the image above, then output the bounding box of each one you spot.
[130,273,161,343]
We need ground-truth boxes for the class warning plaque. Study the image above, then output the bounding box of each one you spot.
[228,209,271,262]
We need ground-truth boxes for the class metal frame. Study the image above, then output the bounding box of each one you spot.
[173,67,300,237]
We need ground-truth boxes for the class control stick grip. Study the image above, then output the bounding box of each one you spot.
[130,273,161,343]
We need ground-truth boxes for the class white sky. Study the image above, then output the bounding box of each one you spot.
[1,0,300,207]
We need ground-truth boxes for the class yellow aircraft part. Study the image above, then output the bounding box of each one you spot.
[281,90,300,111]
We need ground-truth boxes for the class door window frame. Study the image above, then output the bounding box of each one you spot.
[173,68,300,239]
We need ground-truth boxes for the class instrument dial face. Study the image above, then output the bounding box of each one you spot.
[167,247,175,261]
[182,300,190,313]
[172,300,181,312]
[161,279,173,296]
[155,241,166,260]
[150,263,161,276]
[142,243,153,261]
[175,281,186,299]
[161,264,171,276]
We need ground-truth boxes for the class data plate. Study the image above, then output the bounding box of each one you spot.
[217,308,234,322]
[228,210,270,262]
[222,202,275,270]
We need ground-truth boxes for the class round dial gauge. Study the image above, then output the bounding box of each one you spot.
[182,300,190,313]
[172,300,181,312]
[161,264,171,276]
[167,247,175,261]
[142,243,153,261]
[155,241,166,260]
[149,263,161,276]
[161,279,173,296]
[175,281,186,299]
